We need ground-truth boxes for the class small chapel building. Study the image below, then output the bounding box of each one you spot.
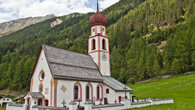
[27,1,132,108]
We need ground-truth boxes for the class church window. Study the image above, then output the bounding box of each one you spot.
[102,39,106,50]
[97,26,100,34]
[39,70,45,81]
[74,82,82,101]
[92,39,96,50]
[106,88,109,94]
[86,86,90,100]
[102,27,104,32]
[93,28,95,32]
[97,86,100,99]
[74,85,79,100]
[39,83,43,92]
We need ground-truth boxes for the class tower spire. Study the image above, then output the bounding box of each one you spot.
[97,0,99,12]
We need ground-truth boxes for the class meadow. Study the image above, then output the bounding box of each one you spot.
[128,74,195,110]
[0,107,5,110]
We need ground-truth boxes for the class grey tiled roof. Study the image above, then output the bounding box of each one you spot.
[29,92,45,98]
[42,45,103,82]
[103,76,132,91]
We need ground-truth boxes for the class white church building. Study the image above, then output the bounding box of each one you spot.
[27,1,132,108]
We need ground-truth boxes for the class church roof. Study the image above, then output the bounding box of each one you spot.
[89,0,107,26]
[29,92,45,99]
[103,76,132,91]
[42,45,103,82]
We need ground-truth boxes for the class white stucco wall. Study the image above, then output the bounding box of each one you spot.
[115,91,131,102]
[91,25,106,37]
[6,106,24,110]
[103,84,131,104]
[89,52,98,64]
[0,98,12,105]
[31,50,53,106]
[100,52,110,76]
[103,85,116,104]
[56,80,104,107]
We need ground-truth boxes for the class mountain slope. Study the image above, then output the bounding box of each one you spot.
[0,14,55,37]
[0,0,194,91]
[128,73,195,110]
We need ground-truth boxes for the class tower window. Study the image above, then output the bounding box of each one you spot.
[92,39,96,50]
[102,27,104,32]
[93,28,95,32]
[97,26,101,34]
[102,39,106,50]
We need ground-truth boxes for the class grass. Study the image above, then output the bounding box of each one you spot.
[127,74,195,110]
[0,107,5,110]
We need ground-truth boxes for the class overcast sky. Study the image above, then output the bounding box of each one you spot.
[0,0,119,23]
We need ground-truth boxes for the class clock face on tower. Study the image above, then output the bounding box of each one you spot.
[102,53,107,61]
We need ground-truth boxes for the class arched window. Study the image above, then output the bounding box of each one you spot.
[86,86,90,100]
[74,82,82,101]
[75,85,79,100]
[92,39,96,50]
[39,83,43,92]
[97,86,100,100]
[97,83,103,100]
[86,82,93,101]
[102,39,106,50]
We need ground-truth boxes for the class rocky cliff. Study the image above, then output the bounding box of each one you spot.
[0,14,55,37]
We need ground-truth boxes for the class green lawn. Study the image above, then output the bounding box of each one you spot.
[0,107,5,110]
[127,74,195,110]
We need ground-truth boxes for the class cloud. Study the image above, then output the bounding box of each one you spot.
[0,0,120,23]
[0,0,94,23]
[99,0,119,9]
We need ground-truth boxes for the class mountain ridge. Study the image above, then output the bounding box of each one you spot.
[0,14,55,37]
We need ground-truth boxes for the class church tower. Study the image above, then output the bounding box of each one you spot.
[88,0,110,76]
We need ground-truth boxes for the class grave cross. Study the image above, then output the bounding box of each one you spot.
[114,99,117,104]
[78,99,81,108]
[61,99,66,108]
[123,84,128,99]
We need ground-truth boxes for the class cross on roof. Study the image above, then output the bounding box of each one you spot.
[97,0,99,12]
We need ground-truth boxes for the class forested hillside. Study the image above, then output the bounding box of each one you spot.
[0,0,194,91]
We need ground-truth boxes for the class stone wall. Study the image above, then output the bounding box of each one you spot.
[6,103,25,110]
[85,98,174,110]
[7,98,174,110]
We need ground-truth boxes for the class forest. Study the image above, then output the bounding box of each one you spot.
[0,0,194,91]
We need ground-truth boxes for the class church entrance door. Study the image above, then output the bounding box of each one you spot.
[44,100,49,106]
[104,98,108,104]
[119,96,122,103]
[38,99,42,106]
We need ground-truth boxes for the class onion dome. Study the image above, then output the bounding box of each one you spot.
[89,0,107,26]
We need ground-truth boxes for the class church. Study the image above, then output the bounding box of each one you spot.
[27,1,132,108]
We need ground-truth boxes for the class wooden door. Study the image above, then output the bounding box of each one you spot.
[104,98,108,104]
[119,96,122,103]
[38,99,42,106]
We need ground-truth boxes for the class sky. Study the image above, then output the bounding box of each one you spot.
[0,0,119,23]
